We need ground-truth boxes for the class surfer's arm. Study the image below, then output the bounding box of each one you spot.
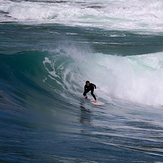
[93,84,96,89]
[83,85,87,96]
[83,91,87,99]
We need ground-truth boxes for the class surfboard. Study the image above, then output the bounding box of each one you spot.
[90,100,104,105]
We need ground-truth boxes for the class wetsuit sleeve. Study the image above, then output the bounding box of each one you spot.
[84,85,87,92]
[93,84,96,89]
[83,85,87,96]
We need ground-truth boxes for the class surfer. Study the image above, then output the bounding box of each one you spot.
[83,81,97,103]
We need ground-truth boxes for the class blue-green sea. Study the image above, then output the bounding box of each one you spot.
[1,0,163,162]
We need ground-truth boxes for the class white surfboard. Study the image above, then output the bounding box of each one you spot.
[90,100,104,105]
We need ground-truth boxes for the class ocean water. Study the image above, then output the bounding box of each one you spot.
[1,0,163,162]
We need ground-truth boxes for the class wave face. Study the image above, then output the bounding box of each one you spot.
[1,38,163,107]
[43,48,163,107]
[1,0,163,163]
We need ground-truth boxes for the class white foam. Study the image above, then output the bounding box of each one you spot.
[91,52,163,107]
[0,0,163,33]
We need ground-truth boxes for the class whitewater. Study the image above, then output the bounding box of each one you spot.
[1,0,163,162]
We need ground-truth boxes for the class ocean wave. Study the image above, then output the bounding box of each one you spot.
[1,48,163,107]
[0,0,163,33]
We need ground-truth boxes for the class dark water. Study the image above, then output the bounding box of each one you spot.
[1,0,163,162]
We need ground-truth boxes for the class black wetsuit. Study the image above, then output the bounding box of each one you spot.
[83,83,96,100]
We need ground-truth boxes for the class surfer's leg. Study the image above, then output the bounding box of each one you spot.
[91,89,96,100]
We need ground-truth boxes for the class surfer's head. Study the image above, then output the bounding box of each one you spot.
[86,81,90,86]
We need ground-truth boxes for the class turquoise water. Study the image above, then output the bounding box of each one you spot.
[1,0,163,162]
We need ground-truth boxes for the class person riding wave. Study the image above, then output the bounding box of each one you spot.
[83,81,97,103]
